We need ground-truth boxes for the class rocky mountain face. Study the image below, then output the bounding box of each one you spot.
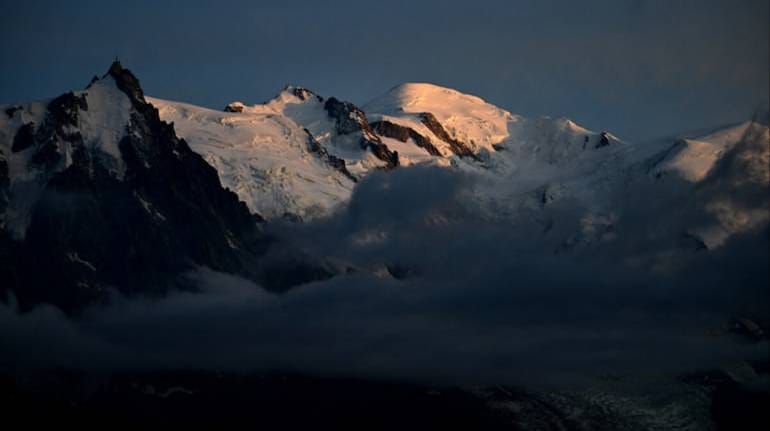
[371,119,443,157]
[322,97,399,169]
[0,62,266,312]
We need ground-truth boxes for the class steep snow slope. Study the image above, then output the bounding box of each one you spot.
[651,121,757,182]
[149,96,356,220]
[0,77,136,237]
[498,118,623,169]
[227,87,396,177]
[645,121,770,248]
[468,116,768,252]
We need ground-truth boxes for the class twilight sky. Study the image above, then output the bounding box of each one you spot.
[0,0,767,140]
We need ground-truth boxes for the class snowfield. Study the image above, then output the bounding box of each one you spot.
[654,121,758,182]
[148,83,632,219]
[148,96,355,220]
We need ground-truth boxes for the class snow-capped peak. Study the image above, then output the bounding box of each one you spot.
[365,82,517,153]
[280,85,324,103]
[367,82,499,113]
[652,121,765,183]
[363,82,624,167]
[263,85,324,111]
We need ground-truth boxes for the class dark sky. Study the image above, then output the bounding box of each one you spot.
[0,0,767,140]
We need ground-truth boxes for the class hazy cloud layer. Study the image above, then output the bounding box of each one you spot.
[2,163,767,386]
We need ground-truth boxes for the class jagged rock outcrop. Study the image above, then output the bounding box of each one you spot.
[370,120,442,156]
[419,112,476,158]
[31,92,89,173]
[595,131,611,149]
[224,102,245,113]
[288,86,323,103]
[323,97,399,168]
[303,129,357,182]
[11,123,35,153]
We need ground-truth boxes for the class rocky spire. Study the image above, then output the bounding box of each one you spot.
[105,59,146,104]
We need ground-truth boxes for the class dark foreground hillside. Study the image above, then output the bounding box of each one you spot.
[2,365,768,430]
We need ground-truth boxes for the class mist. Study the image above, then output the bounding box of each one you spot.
[2,158,767,387]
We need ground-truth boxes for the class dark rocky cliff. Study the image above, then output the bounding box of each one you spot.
[0,62,267,312]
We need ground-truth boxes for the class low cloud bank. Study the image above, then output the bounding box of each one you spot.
[2,165,768,386]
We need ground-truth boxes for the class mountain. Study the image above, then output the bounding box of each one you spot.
[149,85,413,221]
[153,82,627,220]
[148,95,357,220]
[1,62,766,311]
[365,82,513,159]
[364,82,622,165]
[643,120,770,249]
[226,85,398,176]
[149,78,766,253]
[0,62,265,312]
[649,121,764,183]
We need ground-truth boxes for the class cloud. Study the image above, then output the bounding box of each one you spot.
[2,163,767,387]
